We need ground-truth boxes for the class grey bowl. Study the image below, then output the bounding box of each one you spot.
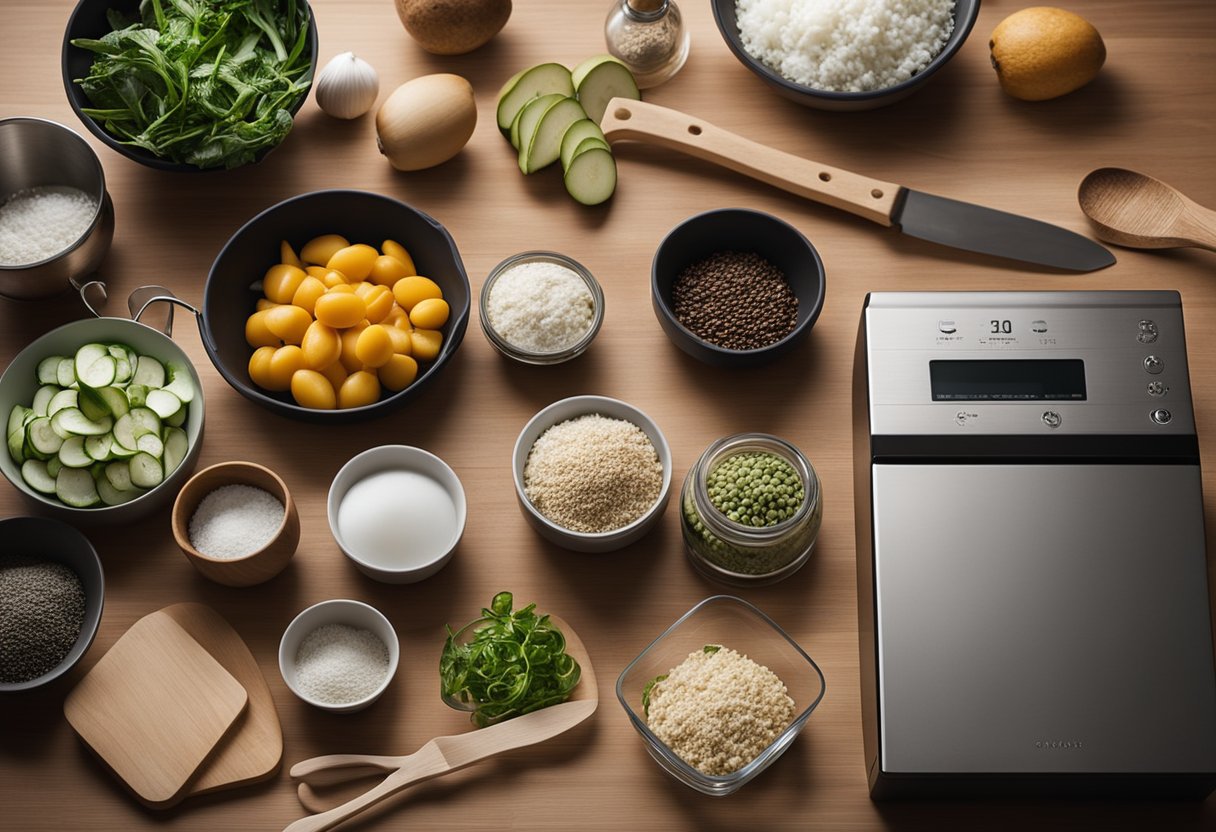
[0,317,205,524]
[0,118,114,300]
[711,0,980,111]
[651,209,825,368]
[0,516,104,693]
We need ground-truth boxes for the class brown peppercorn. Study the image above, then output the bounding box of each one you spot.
[671,251,798,351]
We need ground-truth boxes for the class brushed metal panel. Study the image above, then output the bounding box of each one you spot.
[873,464,1216,774]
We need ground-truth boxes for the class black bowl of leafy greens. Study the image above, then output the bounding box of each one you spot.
[61,0,318,172]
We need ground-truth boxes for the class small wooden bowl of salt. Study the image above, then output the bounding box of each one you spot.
[171,461,300,587]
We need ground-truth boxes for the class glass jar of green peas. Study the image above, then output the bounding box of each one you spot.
[680,433,821,585]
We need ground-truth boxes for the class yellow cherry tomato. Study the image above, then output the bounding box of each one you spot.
[409,297,450,330]
[379,354,418,391]
[326,282,354,294]
[280,240,303,269]
[339,324,368,372]
[324,269,350,288]
[245,309,281,349]
[338,371,381,408]
[381,239,417,274]
[290,369,336,409]
[247,346,277,390]
[355,324,394,368]
[385,323,413,355]
[410,329,443,361]
[291,275,327,316]
[326,244,379,282]
[267,345,307,391]
[383,304,411,330]
[352,281,374,299]
[319,359,348,392]
[263,264,307,304]
[363,285,395,323]
[300,234,349,267]
[368,255,409,287]
[306,265,329,280]
[255,298,280,312]
[392,275,443,312]
[315,292,367,328]
[264,304,313,346]
[301,321,341,370]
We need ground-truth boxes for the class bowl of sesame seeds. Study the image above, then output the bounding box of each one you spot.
[651,208,825,368]
[512,395,672,553]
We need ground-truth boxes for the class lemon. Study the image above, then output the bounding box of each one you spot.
[990,7,1106,101]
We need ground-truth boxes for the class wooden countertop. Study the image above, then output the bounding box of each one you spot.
[2,1,1214,829]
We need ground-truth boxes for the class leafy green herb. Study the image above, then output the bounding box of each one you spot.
[71,0,312,169]
[641,674,667,718]
[703,644,722,654]
[440,592,581,728]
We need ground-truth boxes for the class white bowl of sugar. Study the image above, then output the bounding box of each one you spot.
[327,445,467,584]
[279,599,400,713]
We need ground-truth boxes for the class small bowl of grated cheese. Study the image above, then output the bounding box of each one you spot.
[616,595,826,795]
[479,251,605,365]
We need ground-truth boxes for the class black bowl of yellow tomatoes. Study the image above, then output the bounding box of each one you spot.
[203,190,471,423]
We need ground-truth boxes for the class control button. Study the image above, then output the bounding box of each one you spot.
[1147,381,1168,397]
[1042,411,1062,429]
[1151,409,1172,425]
[1143,355,1164,374]
[1031,320,1048,334]
[1138,320,1159,344]
[938,320,957,334]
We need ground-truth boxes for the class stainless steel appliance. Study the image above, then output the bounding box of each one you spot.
[853,291,1216,798]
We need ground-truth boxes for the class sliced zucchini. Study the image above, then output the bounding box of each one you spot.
[96,386,129,418]
[511,92,566,152]
[161,369,195,404]
[98,476,143,506]
[132,355,166,388]
[26,417,64,456]
[56,467,99,507]
[126,384,149,408]
[106,344,128,361]
[32,385,59,417]
[135,432,164,459]
[166,407,187,428]
[114,357,132,386]
[56,358,76,388]
[560,118,607,171]
[145,389,182,420]
[497,62,574,134]
[6,428,25,465]
[78,387,110,422]
[47,388,78,417]
[58,436,94,468]
[37,356,67,385]
[108,441,136,459]
[571,55,640,125]
[163,427,188,475]
[20,460,57,494]
[7,404,32,439]
[46,457,62,478]
[563,145,617,206]
[129,452,163,489]
[74,344,109,382]
[51,408,112,437]
[85,432,113,461]
[79,355,117,389]
[105,460,134,491]
[520,96,587,174]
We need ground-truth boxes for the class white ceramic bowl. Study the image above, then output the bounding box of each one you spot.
[512,395,672,553]
[278,599,400,714]
[326,445,466,584]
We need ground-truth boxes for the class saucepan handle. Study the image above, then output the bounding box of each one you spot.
[72,281,202,341]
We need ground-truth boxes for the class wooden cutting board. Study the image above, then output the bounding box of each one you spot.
[64,610,248,809]
[162,603,284,797]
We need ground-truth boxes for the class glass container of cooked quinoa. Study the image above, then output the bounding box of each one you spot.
[680,433,822,585]
[479,251,605,365]
[615,595,826,796]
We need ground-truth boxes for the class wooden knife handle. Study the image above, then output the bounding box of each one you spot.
[599,98,902,226]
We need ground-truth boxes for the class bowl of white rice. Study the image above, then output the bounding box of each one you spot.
[712,0,980,110]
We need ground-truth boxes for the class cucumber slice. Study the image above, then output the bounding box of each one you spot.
[521,97,587,175]
[48,388,78,417]
[166,407,187,428]
[56,358,76,388]
[163,427,188,475]
[106,344,127,360]
[52,408,113,437]
[135,433,164,458]
[96,386,130,418]
[145,389,182,420]
[57,436,94,468]
[6,429,25,464]
[74,344,109,382]
[37,356,67,385]
[32,385,59,417]
[46,457,62,478]
[132,355,166,388]
[114,357,132,385]
[161,371,195,404]
[21,459,57,494]
[108,441,136,459]
[564,146,617,206]
[559,118,607,171]
[571,55,640,124]
[569,136,610,165]
[78,387,110,422]
[98,476,143,506]
[126,384,149,407]
[113,408,160,449]
[27,417,64,456]
[105,461,134,491]
[497,62,575,135]
[56,467,99,507]
[511,92,565,151]
[79,355,116,389]
[8,404,32,438]
[85,432,113,461]
[129,452,163,488]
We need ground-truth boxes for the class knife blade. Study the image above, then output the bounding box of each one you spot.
[599,98,1116,272]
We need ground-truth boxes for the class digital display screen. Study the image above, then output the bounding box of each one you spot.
[930,360,1087,401]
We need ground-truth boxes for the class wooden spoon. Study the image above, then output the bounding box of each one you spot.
[1078,168,1216,251]
[283,615,597,832]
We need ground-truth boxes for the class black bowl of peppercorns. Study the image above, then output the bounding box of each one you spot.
[651,209,825,367]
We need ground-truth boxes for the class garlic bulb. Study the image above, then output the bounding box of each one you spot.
[315,52,380,119]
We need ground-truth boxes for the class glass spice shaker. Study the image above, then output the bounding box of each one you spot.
[604,0,690,89]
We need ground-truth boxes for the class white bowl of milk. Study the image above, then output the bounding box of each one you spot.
[327,445,467,583]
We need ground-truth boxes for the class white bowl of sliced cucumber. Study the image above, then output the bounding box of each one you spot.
[0,316,204,523]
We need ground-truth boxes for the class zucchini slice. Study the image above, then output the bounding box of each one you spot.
[56,467,100,507]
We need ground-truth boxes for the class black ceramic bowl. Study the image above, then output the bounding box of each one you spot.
[0,517,104,693]
[201,190,471,424]
[62,0,318,172]
[651,209,825,368]
[711,0,980,111]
